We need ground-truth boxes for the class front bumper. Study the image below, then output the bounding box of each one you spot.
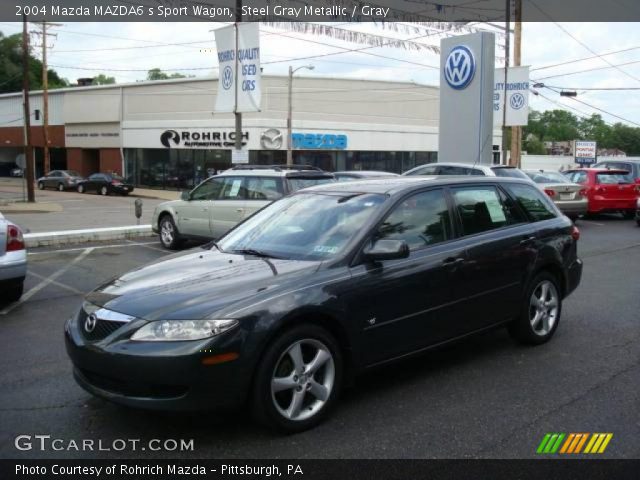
[0,250,27,281]
[64,311,252,411]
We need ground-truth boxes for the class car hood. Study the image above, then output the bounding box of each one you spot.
[85,249,321,320]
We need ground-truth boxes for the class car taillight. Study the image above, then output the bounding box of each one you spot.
[111,180,122,185]
[544,189,555,197]
[6,224,25,252]
[571,225,580,242]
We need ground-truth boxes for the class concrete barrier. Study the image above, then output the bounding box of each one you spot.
[24,225,154,248]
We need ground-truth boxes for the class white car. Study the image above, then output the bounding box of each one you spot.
[403,162,531,179]
[0,213,27,302]
[152,165,336,249]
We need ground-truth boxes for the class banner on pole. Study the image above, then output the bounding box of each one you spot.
[214,23,261,113]
[493,66,530,126]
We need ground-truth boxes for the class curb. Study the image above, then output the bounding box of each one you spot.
[24,225,154,248]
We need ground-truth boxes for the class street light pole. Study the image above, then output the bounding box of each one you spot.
[286,65,314,166]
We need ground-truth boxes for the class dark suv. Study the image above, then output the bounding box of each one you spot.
[65,177,582,432]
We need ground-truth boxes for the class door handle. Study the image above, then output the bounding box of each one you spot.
[520,235,536,245]
[442,257,464,266]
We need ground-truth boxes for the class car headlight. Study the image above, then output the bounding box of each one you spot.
[131,319,238,341]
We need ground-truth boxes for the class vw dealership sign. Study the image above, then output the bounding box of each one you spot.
[493,66,530,126]
[444,46,476,90]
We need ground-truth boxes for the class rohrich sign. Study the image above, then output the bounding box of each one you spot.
[159,129,249,148]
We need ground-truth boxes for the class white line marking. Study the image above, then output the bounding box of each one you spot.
[580,220,605,226]
[27,271,85,296]
[0,248,94,315]
[27,241,159,255]
[124,239,166,253]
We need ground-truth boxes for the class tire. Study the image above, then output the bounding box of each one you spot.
[57,183,65,192]
[158,215,182,250]
[100,186,109,196]
[37,182,44,190]
[251,324,343,433]
[509,272,562,345]
[622,211,635,220]
[77,184,85,194]
[2,279,24,303]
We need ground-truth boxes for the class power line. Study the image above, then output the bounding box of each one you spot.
[531,45,640,72]
[534,59,640,81]
[541,85,640,91]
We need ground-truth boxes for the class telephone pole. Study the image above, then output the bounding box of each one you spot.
[233,0,242,156]
[22,15,35,203]
[510,0,523,167]
[501,0,511,165]
[32,21,61,175]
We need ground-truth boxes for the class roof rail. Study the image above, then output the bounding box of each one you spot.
[228,164,323,172]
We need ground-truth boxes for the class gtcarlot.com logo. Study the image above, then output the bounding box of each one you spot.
[15,435,194,452]
[536,432,613,454]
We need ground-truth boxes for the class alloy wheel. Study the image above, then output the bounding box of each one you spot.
[160,219,174,246]
[101,186,108,195]
[58,184,64,191]
[529,280,559,336]
[271,339,335,422]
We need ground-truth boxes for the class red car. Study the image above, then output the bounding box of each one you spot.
[564,168,639,218]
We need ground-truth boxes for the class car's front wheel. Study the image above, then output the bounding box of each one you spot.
[57,183,65,192]
[252,324,343,433]
[37,182,44,190]
[159,215,182,250]
[100,186,109,196]
[77,184,85,193]
[509,272,562,345]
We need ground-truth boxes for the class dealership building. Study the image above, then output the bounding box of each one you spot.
[0,75,503,189]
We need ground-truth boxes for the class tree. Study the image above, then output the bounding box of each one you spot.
[578,114,612,147]
[92,74,116,85]
[146,68,190,81]
[0,31,68,94]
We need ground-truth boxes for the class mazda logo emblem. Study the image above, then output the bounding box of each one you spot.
[260,128,283,150]
[84,313,97,333]
[444,45,476,90]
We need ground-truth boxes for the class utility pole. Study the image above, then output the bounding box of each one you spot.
[501,0,511,165]
[32,21,61,175]
[510,0,522,167]
[233,0,242,157]
[287,65,314,166]
[22,15,35,203]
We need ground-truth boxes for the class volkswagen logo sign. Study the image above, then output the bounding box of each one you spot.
[260,128,283,150]
[222,66,234,90]
[84,313,98,333]
[510,92,525,110]
[444,46,476,90]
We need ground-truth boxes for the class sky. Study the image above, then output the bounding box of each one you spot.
[0,20,639,127]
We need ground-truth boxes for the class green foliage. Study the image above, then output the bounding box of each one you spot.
[146,68,191,81]
[92,74,116,85]
[0,31,68,94]
[524,109,640,156]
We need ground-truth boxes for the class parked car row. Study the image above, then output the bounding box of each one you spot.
[36,170,134,196]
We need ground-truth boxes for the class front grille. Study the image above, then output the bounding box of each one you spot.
[79,369,188,399]
[82,319,127,341]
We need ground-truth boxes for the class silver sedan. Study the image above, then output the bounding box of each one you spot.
[0,213,27,302]
[524,170,588,220]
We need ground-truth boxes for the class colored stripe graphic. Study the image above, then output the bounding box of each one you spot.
[538,433,613,454]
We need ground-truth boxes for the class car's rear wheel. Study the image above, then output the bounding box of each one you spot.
[37,182,44,190]
[77,184,85,193]
[57,183,65,192]
[252,324,343,433]
[159,215,182,250]
[509,272,562,345]
[100,186,109,196]
[2,279,24,303]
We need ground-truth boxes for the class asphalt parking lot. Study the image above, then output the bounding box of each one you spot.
[0,217,638,459]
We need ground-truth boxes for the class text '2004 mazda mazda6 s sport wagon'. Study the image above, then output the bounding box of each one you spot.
[65,177,583,432]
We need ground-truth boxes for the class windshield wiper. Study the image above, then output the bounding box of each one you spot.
[232,248,283,259]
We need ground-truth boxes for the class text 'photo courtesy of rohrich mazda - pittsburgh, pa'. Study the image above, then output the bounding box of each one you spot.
[0,1,639,480]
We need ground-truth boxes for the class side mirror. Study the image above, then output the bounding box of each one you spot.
[363,239,410,262]
[180,191,190,201]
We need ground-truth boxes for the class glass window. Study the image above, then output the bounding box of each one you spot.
[504,184,557,222]
[376,189,452,250]
[406,165,437,176]
[218,193,387,260]
[219,176,246,200]
[439,165,472,175]
[526,171,573,184]
[287,177,335,192]
[565,171,587,184]
[596,172,633,184]
[66,171,81,177]
[452,185,522,235]
[48,171,60,177]
[492,167,529,179]
[190,177,224,201]
[245,177,284,200]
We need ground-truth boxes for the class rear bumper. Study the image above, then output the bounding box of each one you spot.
[555,199,588,216]
[589,198,637,213]
[565,257,583,298]
[0,250,27,281]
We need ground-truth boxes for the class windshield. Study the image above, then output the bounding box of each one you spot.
[218,192,386,260]
[66,171,82,177]
[492,167,529,179]
[597,172,633,184]
[526,171,571,184]
[287,177,335,192]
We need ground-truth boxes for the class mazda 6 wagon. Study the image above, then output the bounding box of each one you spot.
[65,176,582,432]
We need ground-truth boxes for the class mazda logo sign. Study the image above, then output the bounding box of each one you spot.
[84,313,97,333]
[261,128,283,150]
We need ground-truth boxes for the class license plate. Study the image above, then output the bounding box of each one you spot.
[560,193,573,200]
